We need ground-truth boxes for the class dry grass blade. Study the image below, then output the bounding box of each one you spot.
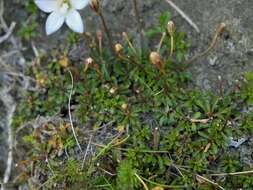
[135,173,149,190]
[196,174,225,190]
[210,170,253,177]
[165,0,200,33]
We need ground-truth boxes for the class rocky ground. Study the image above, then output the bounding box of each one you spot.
[0,0,253,187]
[33,0,253,90]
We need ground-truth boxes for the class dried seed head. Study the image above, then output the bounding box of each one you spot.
[217,22,226,34]
[96,30,103,40]
[115,43,123,53]
[150,51,161,65]
[121,103,128,110]
[89,0,99,13]
[85,57,94,65]
[150,52,165,74]
[167,20,175,35]
[84,57,94,72]
[109,87,116,94]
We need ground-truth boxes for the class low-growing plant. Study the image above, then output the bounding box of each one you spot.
[11,1,253,190]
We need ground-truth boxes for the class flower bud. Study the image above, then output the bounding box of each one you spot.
[167,20,175,36]
[109,87,116,94]
[85,57,94,65]
[89,0,99,13]
[121,103,128,110]
[150,52,164,74]
[150,52,161,65]
[84,57,94,72]
[115,43,123,54]
[152,186,164,190]
[96,30,103,40]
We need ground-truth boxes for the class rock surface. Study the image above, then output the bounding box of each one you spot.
[98,0,253,90]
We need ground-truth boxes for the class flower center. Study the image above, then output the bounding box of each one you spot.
[62,0,71,7]
[59,0,71,14]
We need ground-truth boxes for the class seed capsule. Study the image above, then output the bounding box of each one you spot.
[115,43,123,54]
[84,57,94,72]
[217,22,226,34]
[149,52,164,74]
[150,52,161,65]
[167,20,175,36]
[85,57,94,65]
[90,0,99,13]
[121,103,128,110]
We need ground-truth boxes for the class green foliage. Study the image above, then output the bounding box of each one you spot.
[17,0,38,40]
[18,21,38,40]
[117,160,138,190]
[241,72,253,104]
[14,10,253,190]
[67,32,82,44]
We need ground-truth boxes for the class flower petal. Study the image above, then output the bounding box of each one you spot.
[46,11,65,35]
[70,0,89,10]
[34,0,60,13]
[65,10,84,33]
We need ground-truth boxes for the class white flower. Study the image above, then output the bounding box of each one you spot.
[34,0,89,35]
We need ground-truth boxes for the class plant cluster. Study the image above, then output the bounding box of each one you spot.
[12,2,253,190]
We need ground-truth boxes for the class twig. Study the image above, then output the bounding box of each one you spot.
[0,0,25,61]
[0,22,16,44]
[67,69,83,153]
[0,12,19,50]
[0,87,16,190]
[165,0,200,33]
